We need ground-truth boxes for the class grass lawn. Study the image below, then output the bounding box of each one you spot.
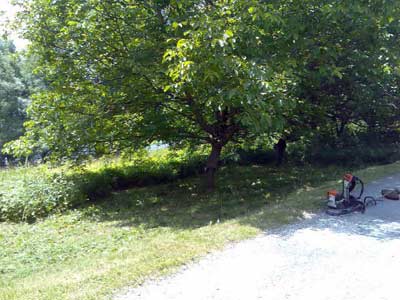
[1,161,399,300]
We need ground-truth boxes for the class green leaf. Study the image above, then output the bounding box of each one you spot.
[176,39,187,49]
[224,29,234,38]
[248,7,256,14]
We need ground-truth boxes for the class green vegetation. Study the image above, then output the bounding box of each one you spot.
[1,1,400,299]
[4,145,399,223]
[0,39,30,165]
[5,0,400,188]
[0,166,81,222]
[0,149,208,222]
[1,160,399,300]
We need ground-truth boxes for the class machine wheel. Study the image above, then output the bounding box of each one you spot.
[364,196,376,207]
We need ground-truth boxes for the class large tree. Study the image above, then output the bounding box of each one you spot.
[11,0,293,188]
[10,0,400,185]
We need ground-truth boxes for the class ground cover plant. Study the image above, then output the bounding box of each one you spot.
[1,160,399,300]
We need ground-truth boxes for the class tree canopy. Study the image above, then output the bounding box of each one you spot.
[7,0,400,187]
[287,1,400,143]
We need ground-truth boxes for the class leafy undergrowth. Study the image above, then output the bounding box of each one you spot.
[1,161,399,300]
[0,149,207,222]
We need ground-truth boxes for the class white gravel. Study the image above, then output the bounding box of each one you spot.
[115,173,400,300]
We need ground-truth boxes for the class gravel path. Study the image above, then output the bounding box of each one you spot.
[115,173,400,300]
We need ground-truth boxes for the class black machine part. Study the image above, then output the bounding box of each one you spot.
[326,175,376,216]
[347,177,377,206]
[345,176,364,201]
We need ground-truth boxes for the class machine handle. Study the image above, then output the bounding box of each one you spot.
[355,177,364,199]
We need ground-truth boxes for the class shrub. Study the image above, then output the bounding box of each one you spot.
[0,167,85,222]
[224,147,276,166]
[307,144,400,166]
[78,149,208,196]
[0,149,208,222]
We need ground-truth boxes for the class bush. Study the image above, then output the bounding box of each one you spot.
[76,149,208,200]
[0,167,85,222]
[235,148,276,165]
[307,144,400,166]
[0,149,208,222]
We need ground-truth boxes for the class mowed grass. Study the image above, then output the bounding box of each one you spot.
[1,161,400,300]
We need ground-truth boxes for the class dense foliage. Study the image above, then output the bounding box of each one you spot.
[0,39,29,165]
[4,0,400,188]
[284,1,400,151]
[6,0,292,188]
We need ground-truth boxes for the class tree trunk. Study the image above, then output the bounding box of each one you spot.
[205,143,222,190]
[274,138,287,166]
[336,119,346,138]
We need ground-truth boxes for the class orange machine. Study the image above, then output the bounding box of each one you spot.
[326,174,376,216]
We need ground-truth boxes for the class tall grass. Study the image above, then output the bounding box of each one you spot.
[0,149,208,222]
[0,166,84,222]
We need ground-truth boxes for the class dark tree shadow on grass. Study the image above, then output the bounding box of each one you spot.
[79,164,350,230]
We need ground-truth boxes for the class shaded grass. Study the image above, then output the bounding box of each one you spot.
[1,161,400,300]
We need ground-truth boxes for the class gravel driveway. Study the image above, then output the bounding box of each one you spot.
[116,173,400,300]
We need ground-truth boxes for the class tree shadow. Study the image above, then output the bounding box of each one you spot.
[79,164,348,230]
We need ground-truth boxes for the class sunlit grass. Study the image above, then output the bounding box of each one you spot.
[1,161,399,300]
